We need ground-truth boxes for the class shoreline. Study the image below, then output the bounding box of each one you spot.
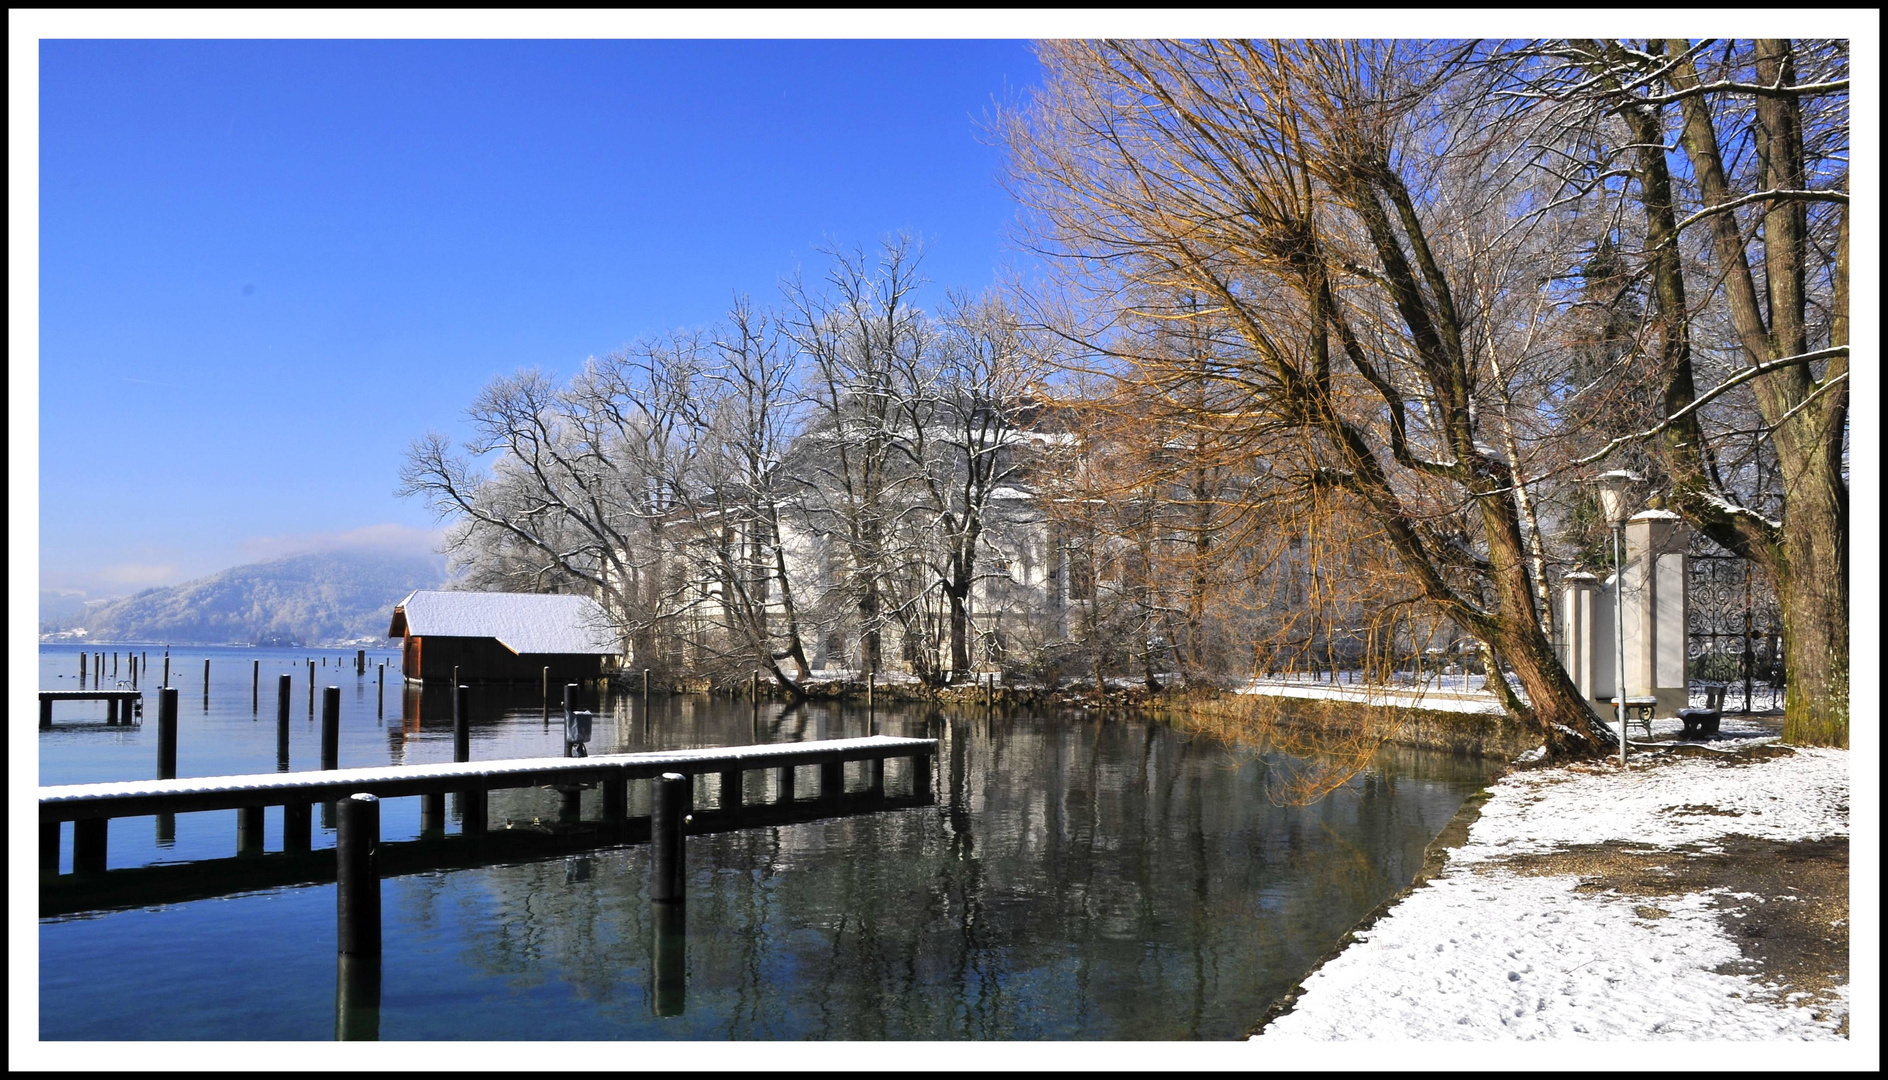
[1249,736,1850,1042]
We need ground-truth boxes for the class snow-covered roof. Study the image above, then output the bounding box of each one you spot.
[387,590,617,656]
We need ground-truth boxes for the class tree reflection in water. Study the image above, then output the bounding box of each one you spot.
[377,702,1491,1040]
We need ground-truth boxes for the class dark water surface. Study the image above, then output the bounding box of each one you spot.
[38,644,1495,1040]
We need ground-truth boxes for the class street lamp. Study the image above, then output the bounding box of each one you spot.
[1595,470,1640,767]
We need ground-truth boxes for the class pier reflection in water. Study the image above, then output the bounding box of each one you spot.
[39,647,1493,1040]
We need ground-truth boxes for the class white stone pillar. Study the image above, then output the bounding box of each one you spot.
[1623,510,1688,717]
[1561,572,1600,704]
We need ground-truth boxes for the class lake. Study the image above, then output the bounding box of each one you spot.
[37,643,1497,1040]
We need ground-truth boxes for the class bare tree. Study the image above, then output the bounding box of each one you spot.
[1005,40,1616,756]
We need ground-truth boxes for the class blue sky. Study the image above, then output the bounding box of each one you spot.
[33,37,1043,601]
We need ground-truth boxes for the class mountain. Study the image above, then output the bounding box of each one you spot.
[48,549,447,646]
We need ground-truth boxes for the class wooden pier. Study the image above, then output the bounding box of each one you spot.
[40,690,143,728]
[38,735,937,900]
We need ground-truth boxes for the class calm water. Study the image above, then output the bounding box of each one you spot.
[38,644,1496,1040]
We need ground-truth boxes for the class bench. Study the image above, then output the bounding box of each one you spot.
[1675,686,1728,740]
[1613,695,1658,738]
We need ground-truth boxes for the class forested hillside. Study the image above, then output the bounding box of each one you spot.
[44,550,446,646]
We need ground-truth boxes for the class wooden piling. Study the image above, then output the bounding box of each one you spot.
[162,652,169,689]
[335,955,382,1042]
[986,672,994,709]
[869,756,886,799]
[453,685,470,763]
[107,697,119,724]
[321,687,340,771]
[452,666,460,692]
[867,670,874,711]
[820,760,843,803]
[913,752,932,803]
[461,785,488,836]
[651,899,686,1018]
[74,818,108,874]
[602,778,628,822]
[308,660,315,715]
[564,683,578,732]
[204,657,211,689]
[721,769,742,814]
[131,656,138,690]
[376,663,384,718]
[41,698,52,730]
[113,652,119,679]
[643,668,650,704]
[253,659,260,711]
[558,786,582,824]
[277,674,292,769]
[542,666,550,721]
[157,687,179,780]
[79,651,86,686]
[356,649,366,676]
[420,792,446,838]
[777,763,796,803]
[336,794,381,957]
[651,773,688,902]
[238,805,265,856]
[284,801,312,853]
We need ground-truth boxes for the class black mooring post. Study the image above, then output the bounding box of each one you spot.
[542,666,551,723]
[335,955,382,1042]
[869,756,886,799]
[73,818,108,874]
[41,697,52,730]
[377,663,385,718]
[651,772,688,903]
[308,661,315,715]
[321,687,341,771]
[559,786,582,824]
[651,899,686,1019]
[41,822,61,873]
[453,685,470,763]
[820,759,844,803]
[253,659,260,712]
[277,674,292,771]
[337,793,382,958]
[564,682,578,725]
[777,763,796,803]
[157,687,179,780]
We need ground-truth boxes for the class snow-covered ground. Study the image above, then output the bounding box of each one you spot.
[1238,674,1509,715]
[1255,743,1851,1043]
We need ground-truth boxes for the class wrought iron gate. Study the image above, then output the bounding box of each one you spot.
[1687,541,1784,713]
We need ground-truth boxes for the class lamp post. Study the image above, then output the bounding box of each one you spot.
[1595,470,1639,768]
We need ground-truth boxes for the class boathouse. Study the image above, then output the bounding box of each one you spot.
[387,590,618,685]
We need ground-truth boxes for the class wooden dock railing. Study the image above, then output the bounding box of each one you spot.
[39,735,937,874]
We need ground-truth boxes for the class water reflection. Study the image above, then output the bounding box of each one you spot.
[40,645,1494,1041]
[377,708,1488,1040]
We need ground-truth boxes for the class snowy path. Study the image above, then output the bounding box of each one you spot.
[1254,744,1850,1042]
